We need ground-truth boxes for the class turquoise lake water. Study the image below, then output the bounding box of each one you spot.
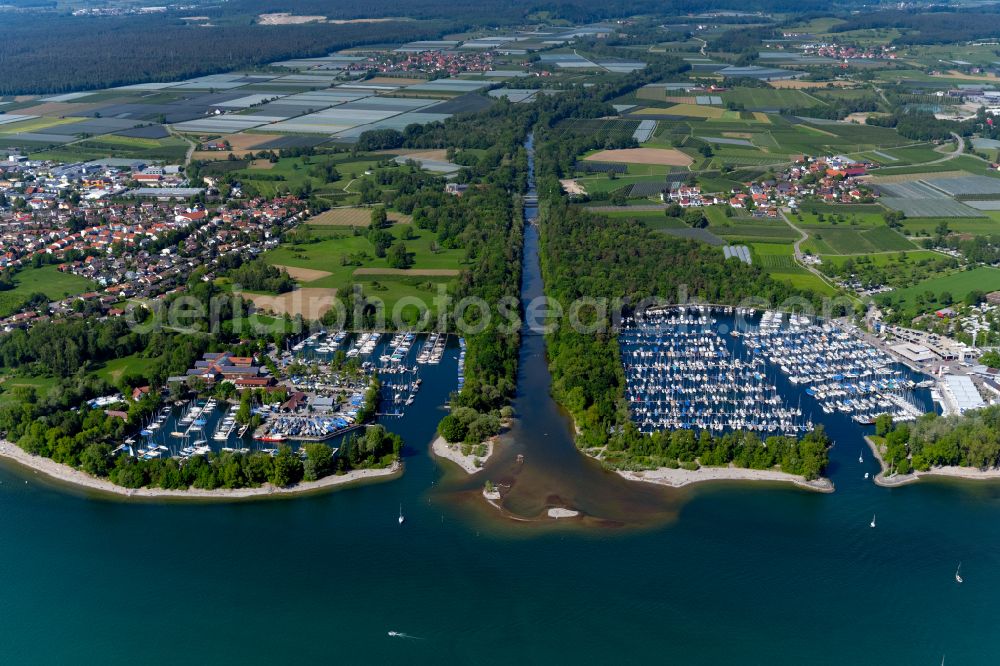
[2,137,999,664]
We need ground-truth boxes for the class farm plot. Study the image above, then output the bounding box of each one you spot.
[804,225,915,254]
[238,288,339,320]
[583,148,692,166]
[863,144,947,166]
[963,201,1000,211]
[0,265,97,318]
[722,88,823,110]
[575,161,627,174]
[697,136,754,147]
[753,244,800,270]
[641,103,726,119]
[557,118,640,141]
[878,181,983,218]
[798,121,913,150]
[867,170,967,184]
[632,120,657,142]
[747,242,837,295]
[711,220,799,244]
[924,175,1000,197]
[577,176,665,195]
[656,227,726,245]
[307,207,413,226]
[626,181,667,197]
[898,216,998,236]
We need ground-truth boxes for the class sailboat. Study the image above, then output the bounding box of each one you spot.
[870,513,876,528]
[398,504,405,525]
[955,562,963,584]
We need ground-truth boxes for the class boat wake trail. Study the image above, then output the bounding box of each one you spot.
[387,631,424,640]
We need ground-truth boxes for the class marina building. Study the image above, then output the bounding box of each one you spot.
[890,343,936,364]
[941,374,986,415]
[186,352,265,384]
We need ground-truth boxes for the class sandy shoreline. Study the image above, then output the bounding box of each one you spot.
[864,436,1000,487]
[616,465,835,493]
[0,440,401,501]
[430,435,492,474]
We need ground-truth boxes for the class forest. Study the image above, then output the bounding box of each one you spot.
[0,16,446,95]
[877,408,1000,474]
[228,261,296,295]
[832,8,1000,45]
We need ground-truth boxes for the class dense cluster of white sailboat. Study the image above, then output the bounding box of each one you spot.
[622,308,812,435]
[622,305,928,435]
[736,312,925,424]
[417,332,446,365]
[122,398,257,460]
[292,331,348,354]
[376,332,425,415]
[255,409,362,442]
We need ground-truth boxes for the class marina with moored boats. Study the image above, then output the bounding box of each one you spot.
[621,305,935,438]
[111,331,461,462]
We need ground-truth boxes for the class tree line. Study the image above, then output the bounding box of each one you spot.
[609,425,831,480]
[877,408,1000,474]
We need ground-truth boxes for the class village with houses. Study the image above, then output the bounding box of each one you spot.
[661,154,876,217]
[0,152,308,329]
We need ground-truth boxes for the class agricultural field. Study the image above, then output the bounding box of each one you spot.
[307,206,413,226]
[750,242,838,296]
[32,135,190,163]
[790,207,884,228]
[582,148,692,167]
[897,216,999,237]
[707,212,799,244]
[859,144,948,166]
[821,250,942,270]
[596,208,686,230]
[648,114,918,169]
[637,103,727,119]
[573,174,668,195]
[721,88,825,110]
[555,118,641,142]
[877,180,984,218]
[0,116,83,135]
[265,224,464,280]
[751,242,800,269]
[801,225,915,255]
[0,265,97,318]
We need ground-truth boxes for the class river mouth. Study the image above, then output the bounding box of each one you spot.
[425,135,707,528]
